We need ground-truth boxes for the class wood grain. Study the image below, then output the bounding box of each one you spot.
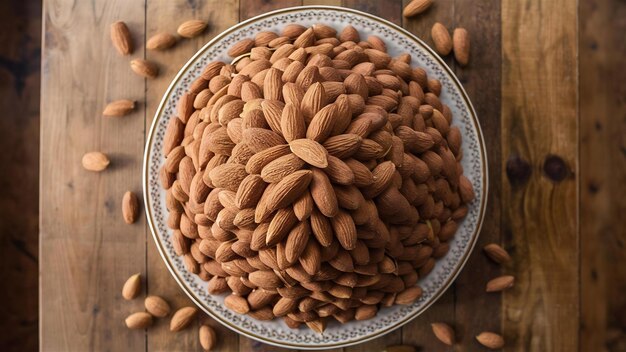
[452,0,503,349]
[0,1,41,351]
[502,0,578,351]
[145,1,241,351]
[40,0,147,351]
[579,0,626,351]
[240,0,303,21]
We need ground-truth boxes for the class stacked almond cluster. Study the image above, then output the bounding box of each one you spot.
[160,23,474,333]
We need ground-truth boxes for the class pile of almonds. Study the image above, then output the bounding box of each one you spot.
[160,21,475,333]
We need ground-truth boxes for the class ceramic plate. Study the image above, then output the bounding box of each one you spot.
[143,6,488,349]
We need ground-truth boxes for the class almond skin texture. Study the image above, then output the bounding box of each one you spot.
[199,324,217,351]
[289,138,329,168]
[144,295,171,318]
[110,21,133,55]
[431,322,455,346]
[125,312,152,329]
[431,23,452,56]
[130,59,158,79]
[103,99,135,116]
[146,32,177,50]
[122,273,141,300]
[170,306,198,332]
[82,152,110,172]
[452,28,470,66]
[486,275,515,292]
[476,332,505,349]
[177,20,208,38]
[483,243,512,264]
[122,191,139,224]
[403,0,433,17]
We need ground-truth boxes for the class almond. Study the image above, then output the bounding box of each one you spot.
[300,81,326,122]
[266,207,298,246]
[261,153,305,183]
[306,103,337,142]
[225,294,250,314]
[486,275,515,292]
[339,25,360,43]
[331,210,357,250]
[130,59,158,79]
[208,163,247,192]
[476,332,505,349]
[483,243,512,264]
[199,324,217,351]
[431,322,455,346]
[293,27,315,48]
[323,134,362,159]
[293,191,314,221]
[125,312,152,329]
[459,175,475,203]
[260,99,284,134]
[242,128,285,153]
[82,151,110,172]
[263,67,284,101]
[122,273,141,300]
[265,170,313,212]
[110,21,133,55]
[169,306,198,332]
[324,156,355,185]
[146,32,176,50]
[300,239,322,275]
[289,138,329,168]
[103,99,135,117]
[144,295,171,318]
[310,168,339,217]
[177,20,208,38]
[306,319,327,334]
[228,38,255,57]
[403,0,433,17]
[122,191,139,224]
[285,221,310,263]
[452,28,470,65]
[282,24,306,39]
[255,31,279,47]
[245,144,291,174]
[235,174,267,209]
[395,286,422,304]
[281,103,306,142]
[431,23,452,56]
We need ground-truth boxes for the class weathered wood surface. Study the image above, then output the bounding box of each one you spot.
[38,0,626,351]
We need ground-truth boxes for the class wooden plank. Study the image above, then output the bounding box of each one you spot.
[40,1,147,351]
[0,1,41,350]
[239,0,303,20]
[501,0,578,350]
[302,0,341,5]
[579,0,626,350]
[145,1,240,351]
[451,0,503,349]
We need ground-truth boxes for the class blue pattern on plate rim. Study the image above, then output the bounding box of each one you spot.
[145,7,485,348]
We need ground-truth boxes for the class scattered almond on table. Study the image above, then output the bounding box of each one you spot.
[122,191,139,224]
[486,275,515,292]
[122,273,141,300]
[144,295,171,318]
[403,0,433,18]
[177,19,208,38]
[110,21,133,55]
[483,243,511,263]
[170,306,199,332]
[81,151,110,172]
[147,32,177,51]
[103,99,135,117]
[130,59,159,79]
[452,28,470,66]
[476,331,505,349]
[199,324,217,351]
[431,322,455,345]
[125,311,153,329]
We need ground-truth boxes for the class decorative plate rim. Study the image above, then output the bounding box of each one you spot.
[143,5,488,350]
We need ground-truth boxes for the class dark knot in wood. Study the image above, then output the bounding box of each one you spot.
[506,154,531,186]
[543,154,569,182]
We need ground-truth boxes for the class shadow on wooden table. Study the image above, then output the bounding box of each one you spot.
[0,1,41,351]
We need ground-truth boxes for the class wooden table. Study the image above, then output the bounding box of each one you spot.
[40,0,625,351]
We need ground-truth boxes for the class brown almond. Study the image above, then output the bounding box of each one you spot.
[146,32,176,50]
[395,286,423,305]
[225,294,250,314]
[177,20,208,38]
[285,221,310,263]
[300,81,327,122]
[199,324,217,351]
[289,138,329,168]
[170,306,198,331]
[459,175,475,203]
[306,103,337,143]
[266,208,298,246]
[431,322,455,346]
[130,59,158,79]
[122,273,141,300]
[144,295,171,318]
[242,128,285,153]
[261,153,305,183]
[122,191,139,224]
[486,275,515,292]
[483,243,512,264]
[324,156,355,185]
[476,332,505,349]
[82,151,110,172]
[300,239,322,275]
[293,191,314,221]
[310,168,338,217]
[265,170,313,212]
[110,21,133,55]
[431,23,452,56]
[235,174,267,209]
[228,38,255,57]
[103,99,135,117]
[125,312,152,329]
[331,210,357,250]
[245,144,291,174]
[281,103,306,142]
[453,28,470,66]
[403,0,433,17]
